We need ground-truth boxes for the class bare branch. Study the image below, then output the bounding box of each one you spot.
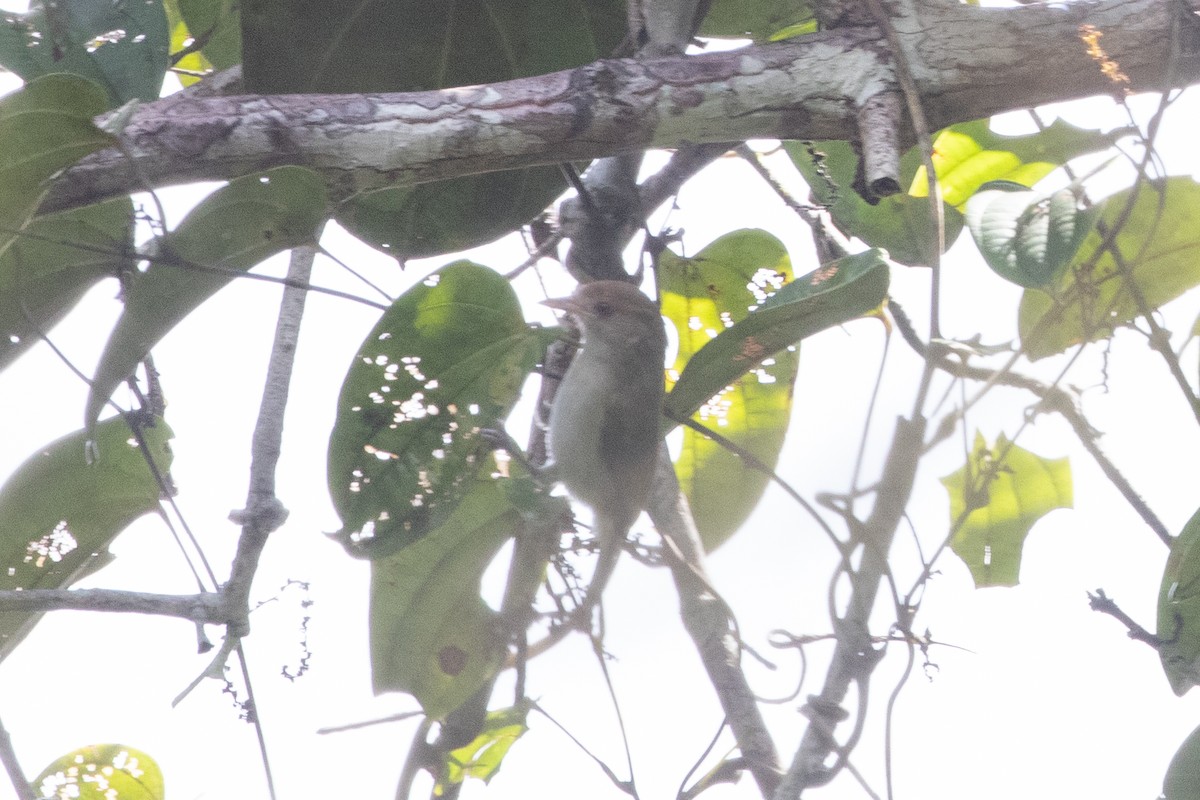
[647,447,784,797]
[0,588,227,621]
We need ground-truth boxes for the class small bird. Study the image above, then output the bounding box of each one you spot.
[543,280,667,625]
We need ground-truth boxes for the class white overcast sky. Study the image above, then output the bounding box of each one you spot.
[2,14,1200,800]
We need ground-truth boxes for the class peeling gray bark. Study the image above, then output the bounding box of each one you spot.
[42,0,1200,214]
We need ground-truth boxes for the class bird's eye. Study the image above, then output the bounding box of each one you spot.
[593,301,614,317]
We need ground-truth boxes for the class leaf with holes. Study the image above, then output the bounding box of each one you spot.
[940,432,1072,588]
[85,166,327,431]
[370,478,522,716]
[328,261,553,557]
[659,229,797,550]
[1019,177,1200,360]
[0,416,173,662]
[34,743,164,800]
[0,0,169,106]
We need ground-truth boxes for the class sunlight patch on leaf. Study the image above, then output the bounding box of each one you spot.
[940,431,1072,588]
[34,743,164,800]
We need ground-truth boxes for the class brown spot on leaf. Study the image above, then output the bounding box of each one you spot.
[810,265,840,285]
[736,336,766,362]
[438,645,467,676]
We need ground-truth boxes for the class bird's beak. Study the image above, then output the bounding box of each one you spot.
[542,295,583,315]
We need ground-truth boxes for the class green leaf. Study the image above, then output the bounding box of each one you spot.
[1157,507,1200,695]
[328,261,550,557]
[1165,723,1200,799]
[699,0,816,40]
[440,700,531,791]
[788,118,1119,266]
[241,0,625,259]
[659,229,797,550]
[965,182,1098,289]
[370,479,520,716]
[665,247,889,423]
[787,139,964,266]
[0,74,115,233]
[34,743,164,800]
[0,0,169,107]
[911,119,1125,208]
[85,166,328,430]
[1018,177,1200,360]
[178,0,242,70]
[163,0,212,87]
[0,198,133,373]
[335,168,569,260]
[940,432,1072,588]
[0,416,173,662]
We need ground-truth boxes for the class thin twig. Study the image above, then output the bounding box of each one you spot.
[889,299,1172,546]
[0,587,227,620]
[0,715,34,800]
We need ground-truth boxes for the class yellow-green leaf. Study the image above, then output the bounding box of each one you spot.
[1019,177,1200,360]
[440,700,531,792]
[940,432,1072,588]
[660,229,796,550]
[34,744,163,800]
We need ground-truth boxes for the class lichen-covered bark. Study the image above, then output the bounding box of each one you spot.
[42,0,1200,215]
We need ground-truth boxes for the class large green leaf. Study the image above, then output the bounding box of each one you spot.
[34,743,164,800]
[370,479,519,716]
[439,700,531,792]
[0,416,173,662]
[1018,177,1200,360]
[0,0,169,107]
[85,166,328,430]
[240,0,625,259]
[1157,506,1200,696]
[940,432,1072,588]
[0,74,115,234]
[328,261,551,557]
[660,229,797,550]
[965,181,1098,289]
[0,198,134,373]
[1165,723,1200,799]
[335,168,568,261]
[665,248,889,423]
[788,118,1118,266]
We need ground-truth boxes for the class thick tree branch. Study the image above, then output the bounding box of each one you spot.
[42,0,1199,215]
